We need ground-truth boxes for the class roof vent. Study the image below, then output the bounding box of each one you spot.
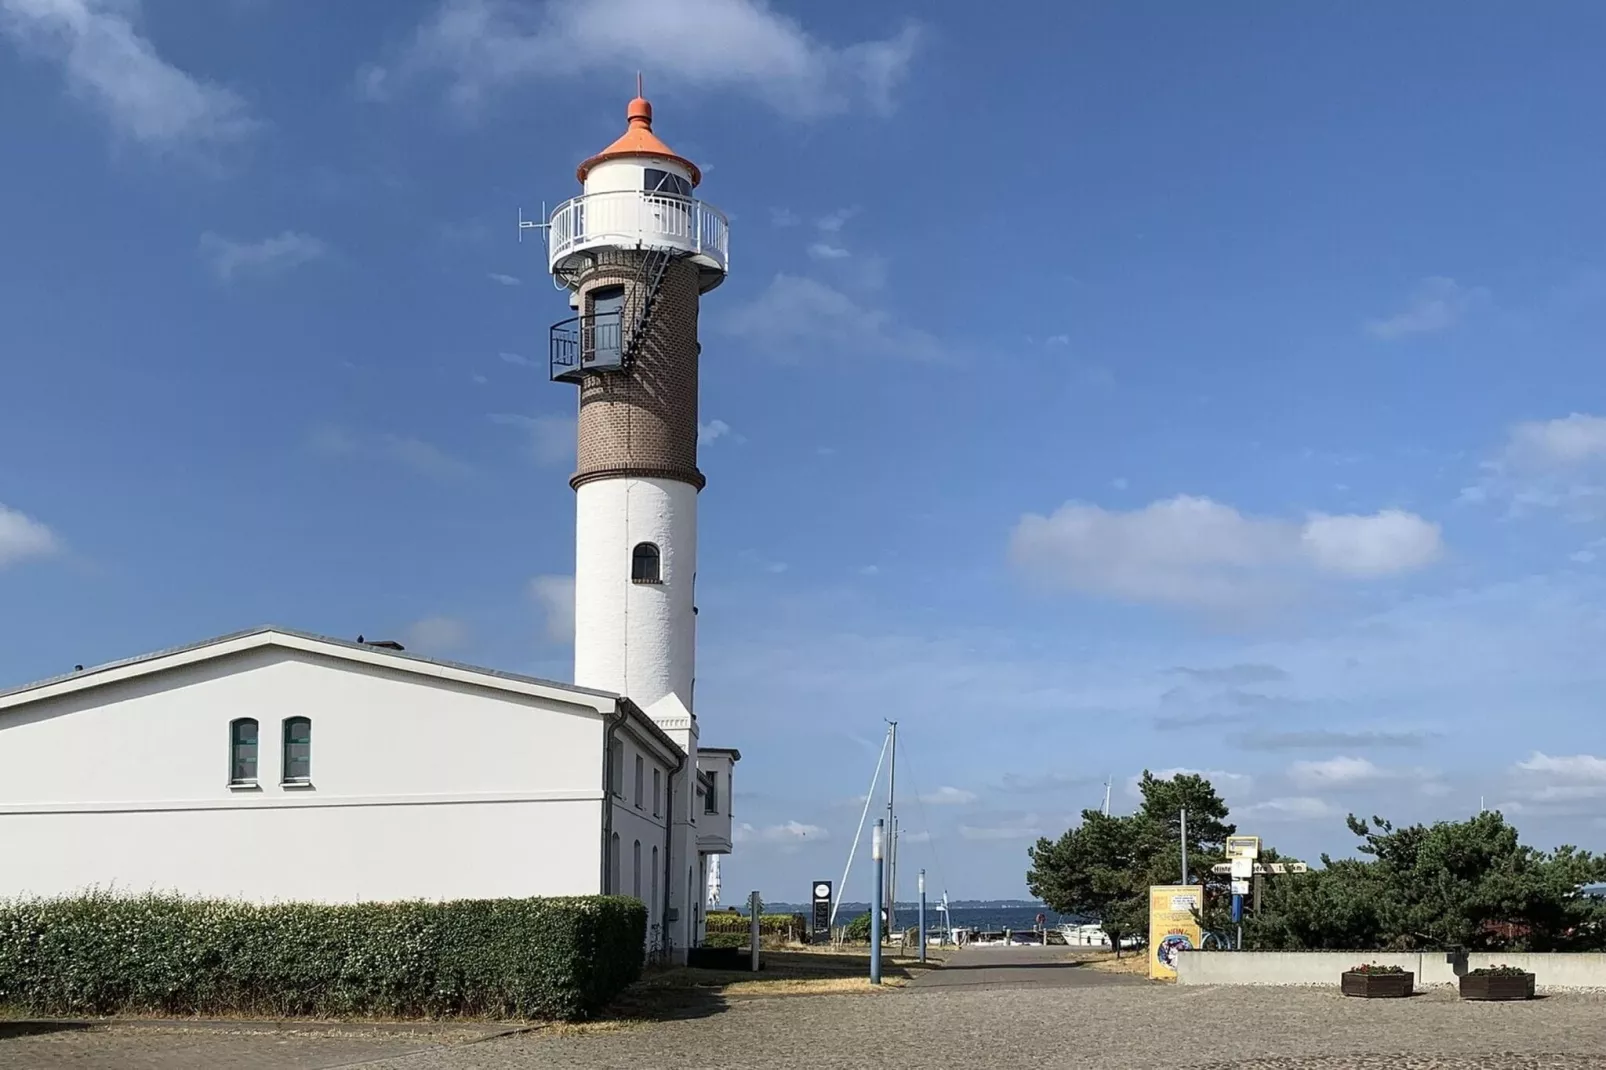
[356,635,406,651]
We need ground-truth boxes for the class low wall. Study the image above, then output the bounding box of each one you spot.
[1176,951,1606,990]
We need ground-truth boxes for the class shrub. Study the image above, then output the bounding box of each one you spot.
[0,892,645,1021]
[703,912,803,939]
[1348,964,1406,974]
[845,912,873,943]
[1468,964,1531,978]
[701,932,746,949]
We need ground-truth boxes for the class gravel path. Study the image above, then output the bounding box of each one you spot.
[6,986,1606,1069]
[367,985,1606,1070]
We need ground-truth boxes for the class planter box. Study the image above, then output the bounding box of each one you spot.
[1341,971,1414,998]
[1459,972,1536,1001]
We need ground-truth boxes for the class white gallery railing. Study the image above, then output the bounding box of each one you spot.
[548,191,729,273]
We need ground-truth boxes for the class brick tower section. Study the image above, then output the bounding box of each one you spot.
[572,249,705,492]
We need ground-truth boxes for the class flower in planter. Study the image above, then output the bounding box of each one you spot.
[1468,964,1529,978]
[1349,963,1406,974]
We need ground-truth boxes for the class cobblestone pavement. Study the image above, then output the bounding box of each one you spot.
[6,987,1606,1069]
[0,1021,503,1070]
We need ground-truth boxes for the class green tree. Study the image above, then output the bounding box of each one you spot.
[1247,810,1606,951]
[844,912,873,943]
[1027,771,1236,951]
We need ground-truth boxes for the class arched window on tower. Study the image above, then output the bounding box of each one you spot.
[631,542,661,584]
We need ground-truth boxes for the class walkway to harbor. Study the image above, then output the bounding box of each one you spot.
[910,944,1146,989]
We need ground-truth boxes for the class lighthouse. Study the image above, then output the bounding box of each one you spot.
[545,87,732,959]
[548,88,726,715]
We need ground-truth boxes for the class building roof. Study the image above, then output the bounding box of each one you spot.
[0,625,621,714]
[576,92,702,186]
[698,747,742,761]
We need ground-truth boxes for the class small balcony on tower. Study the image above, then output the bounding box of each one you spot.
[548,191,729,293]
[549,306,624,384]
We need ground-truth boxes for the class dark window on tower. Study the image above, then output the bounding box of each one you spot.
[643,168,692,198]
[229,718,258,785]
[282,717,312,784]
[632,542,662,584]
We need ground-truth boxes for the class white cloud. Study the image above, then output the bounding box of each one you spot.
[486,272,520,286]
[1238,796,1339,821]
[1515,752,1606,781]
[1287,756,1383,788]
[372,0,920,118]
[1045,334,1070,346]
[1008,496,1443,614]
[306,426,476,483]
[719,273,945,362]
[0,504,59,567]
[770,207,801,227]
[1,0,254,151]
[919,786,977,806]
[815,207,860,232]
[200,231,327,282]
[1466,414,1606,518]
[698,419,732,445]
[1300,510,1443,577]
[733,820,828,844]
[807,242,850,260]
[1364,276,1482,340]
[529,574,574,643]
[489,413,574,466]
[1128,767,1252,799]
[959,815,1045,841]
[1505,414,1606,468]
[403,616,469,652]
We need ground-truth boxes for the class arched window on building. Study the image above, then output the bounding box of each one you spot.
[282,717,312,785]
[229,718,258,785]
[651,846,659,924]
[631,542,661,584]
[633,840,642,899]
[610,833,621,894]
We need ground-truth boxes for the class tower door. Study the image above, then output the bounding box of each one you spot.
[587,286,625,371]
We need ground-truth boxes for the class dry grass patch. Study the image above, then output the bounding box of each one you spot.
[1082,952,1154,978]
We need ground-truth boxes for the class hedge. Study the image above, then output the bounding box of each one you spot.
[0,892,645,1021]
[704,912,805,938]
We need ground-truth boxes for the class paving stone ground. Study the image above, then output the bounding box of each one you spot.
[7,978,1606,1069]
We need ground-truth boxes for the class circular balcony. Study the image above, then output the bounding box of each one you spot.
[548,191,729,292]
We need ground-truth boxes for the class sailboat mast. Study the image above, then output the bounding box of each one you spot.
[1102,776,1111,817]
[886,720,898,934]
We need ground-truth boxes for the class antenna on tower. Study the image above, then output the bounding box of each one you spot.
[637,71,644,98]
[517,201,549,245]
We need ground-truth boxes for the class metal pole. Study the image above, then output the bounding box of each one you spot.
[918,869,927,964]
[749,890,761,972]
[871,820,884,985]
[885,721,897,935]
[1180,808,1188,884]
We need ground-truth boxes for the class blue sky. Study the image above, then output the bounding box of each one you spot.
[4,0,1606,903]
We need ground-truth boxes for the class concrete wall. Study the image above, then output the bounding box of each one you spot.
[0,646,608,903]
[1178,950,1606,990]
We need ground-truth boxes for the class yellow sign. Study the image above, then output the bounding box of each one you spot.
[1148,884,1203,981]
[1225,835,1261,860]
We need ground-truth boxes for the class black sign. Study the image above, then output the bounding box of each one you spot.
[810,880,832,940]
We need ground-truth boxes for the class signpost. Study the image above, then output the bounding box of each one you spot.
[870,820,884,985]
[1210,861,1308,874]
[810,880,832,943]
[749,891,762,972]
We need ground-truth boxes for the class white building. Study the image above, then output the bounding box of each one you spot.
[0,91,738,962]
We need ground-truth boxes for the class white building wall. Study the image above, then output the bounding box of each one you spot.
[573,477,697,714]
[0,647,608,903]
